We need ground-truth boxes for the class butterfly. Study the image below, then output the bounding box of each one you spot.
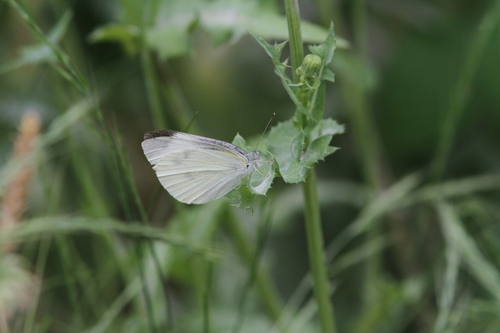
[142,130,261,204]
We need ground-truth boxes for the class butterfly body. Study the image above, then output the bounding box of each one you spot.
[142,130,260,204]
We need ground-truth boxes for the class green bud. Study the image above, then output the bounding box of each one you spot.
[301,54,322,74]
[296,54,322,90]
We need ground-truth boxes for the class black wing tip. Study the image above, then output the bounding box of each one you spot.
[144,130,176,140]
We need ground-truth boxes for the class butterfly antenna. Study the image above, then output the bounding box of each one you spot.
[254,113,276,151]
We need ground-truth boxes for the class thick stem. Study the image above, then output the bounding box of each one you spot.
[284,0,304,82]
[302,170,336,333]
[284,0,337,331]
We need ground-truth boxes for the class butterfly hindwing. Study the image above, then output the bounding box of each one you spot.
[142,131,252,204]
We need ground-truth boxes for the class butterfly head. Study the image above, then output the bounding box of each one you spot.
[248,150,261,162]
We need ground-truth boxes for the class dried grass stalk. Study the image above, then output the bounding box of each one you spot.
[0,111,41,252]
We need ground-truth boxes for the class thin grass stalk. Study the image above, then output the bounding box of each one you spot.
[92,130,163,331]
[66,134,108,216]
[5,0,88,95]
[23,148,64,333]
[437,202,500,301]
[114,129,174,331]
[134,8,177,327]
[85,279,144,333]
[223,209,282,322]
[23,239,49,333]
[141,52,166,129]
[232,200,275,333]
[430,0,500,180]
[7,3,165,330]
[0,112,41,330]
[348,0,384,305]
[139,0,166,129]
[433,221,460,333]
[134,245,157,333]
[352,0,368,62]
[55,238,86,327]
[92,119,158,333]
[202,250,214,333]
[343,0,422,308]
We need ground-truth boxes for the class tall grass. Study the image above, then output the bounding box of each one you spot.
[1,0,500,332]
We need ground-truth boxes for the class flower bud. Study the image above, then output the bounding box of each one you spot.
[296,54,322,90]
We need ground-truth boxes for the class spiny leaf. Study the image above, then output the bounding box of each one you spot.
[268,119,343,183]
[226,134,275,209]
[310,118,345,141]
[250,32,310,118]
[309,23,336,66]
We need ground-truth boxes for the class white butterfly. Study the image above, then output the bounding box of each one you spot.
[142,130,261,204]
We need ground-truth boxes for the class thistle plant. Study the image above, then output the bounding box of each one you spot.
[242,22,343,333]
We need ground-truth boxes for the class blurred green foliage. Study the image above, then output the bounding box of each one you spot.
[1,0,500,332]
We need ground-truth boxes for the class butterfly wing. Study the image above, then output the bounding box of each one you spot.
[142,130,251,204]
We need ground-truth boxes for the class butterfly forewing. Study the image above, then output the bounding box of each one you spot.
[142,130,253,204]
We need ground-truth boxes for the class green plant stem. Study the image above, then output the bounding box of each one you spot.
[284,0,304,82]
[352,0,368,61]
[223,210,282,321]
[345,0,392,302]
[141,51,166,129]
[302,170,336,333]
[284,0,336,331]
[135,245,157,333]
[342,82,384,189]
[203,255,214,333]
[334,0,406,293]
[139,2,166,129]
